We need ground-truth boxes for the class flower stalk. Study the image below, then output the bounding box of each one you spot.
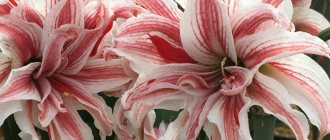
[253,115,276,140]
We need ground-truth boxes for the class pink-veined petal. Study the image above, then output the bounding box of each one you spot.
[66,58,135,94]
[10,1,44,27]
[48,98,93,140]
[236,28,330,70]
[14,101,39,140]
[47,0,83,30]
[0,1,14,15]
[0,63,41,102]
[220,66,252,96]
[35,25,81,78]
[113,100,135,140]
[35,78,66,127]
[247,72,309,140]
[122,64,214,128]
[264,54,330,138]
[163,110,189,139]
[180,93,220,140]
[110,0,145,19]
[116,14,181,46]
[203,122,221,140]
[0,16,41,68]
[149,33,196,63]
[49,75,112,137]
[292,8,330,36]
[292,0,311,8]
[111,39,167,75]
[181,0,237,65]
[231,4,283,39]
[207,95,245,140]
[61,28,103,75]
[0,100,23,125]
[262,0,283,7]
[132,0,182,22]
[0,53,10,85]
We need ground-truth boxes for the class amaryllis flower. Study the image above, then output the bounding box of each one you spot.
[0,0,135,139]
[115,0,330,139]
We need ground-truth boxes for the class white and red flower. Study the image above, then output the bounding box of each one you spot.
[0,0,135,139]
[114,0,330,140]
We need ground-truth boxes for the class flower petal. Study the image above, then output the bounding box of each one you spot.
[66,58,135,94]
[48,98,93,140]
[236,28,330,70]
[264,54,330,138]
[46,0,83,30]
[116,14,181,45]
[14,101,39,140]
[35,25,81,78]
[48,75,112,137]
[111,39,167,75]
[0,63,41,102]
[132,0,182,22]
[11,1,44,27]
[149,33,196,63]
[0,100,23,125]
[247,72,309,140]
[207,95,245,140]
[163,110,189,139]
[0,53,10,85]
[292,8,330,36]
[181,0,237,65]
[122,64,213,128]
[0,15,41,67]
[61,27,104,75]
[35,78,66,127]
[292,0,311,8]
[231,4,283,39]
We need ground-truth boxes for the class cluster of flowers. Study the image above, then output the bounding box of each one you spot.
[0,0,330,139]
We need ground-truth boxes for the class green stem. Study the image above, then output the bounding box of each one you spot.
[318,27,330,41]
[253,115,276,140]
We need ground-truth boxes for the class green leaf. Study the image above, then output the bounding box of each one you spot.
[318,27,330,41]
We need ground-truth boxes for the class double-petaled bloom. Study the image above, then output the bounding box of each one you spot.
[0,0,135,139]
[113,0,330,139]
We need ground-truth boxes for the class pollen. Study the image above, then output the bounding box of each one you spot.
[63,91,71,97]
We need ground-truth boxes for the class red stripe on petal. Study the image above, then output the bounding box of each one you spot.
[248,72,309,139]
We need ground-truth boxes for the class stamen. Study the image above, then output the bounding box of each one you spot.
[221,57,227,77]
[63,91,71,97]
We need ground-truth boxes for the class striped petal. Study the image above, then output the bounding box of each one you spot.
[116,14,181,46]
[0,0,16,15]
[61,27,104,75]
[48,98,93,140]
[66,58,135,94]
[264,54,330,138]
[0,54,10,85]
[292,0,311,8]
[292,8,330,36]
[14,101,39,140]
[46,0,83,30]
[35,78,66,127]
[48,75,112,137]
[122,64,213,128]
[10,1,44,27]
[36,25,81,78]
[132,0,182,22]
[180,93,220,140]
[236,28,330,70]
[181,0,237,65]
[0,63,41,103]
[231,4,284,39]
[0,16,41,68]
[247,72,309,140]
[207,95,245,140]
[112,39,167,75]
